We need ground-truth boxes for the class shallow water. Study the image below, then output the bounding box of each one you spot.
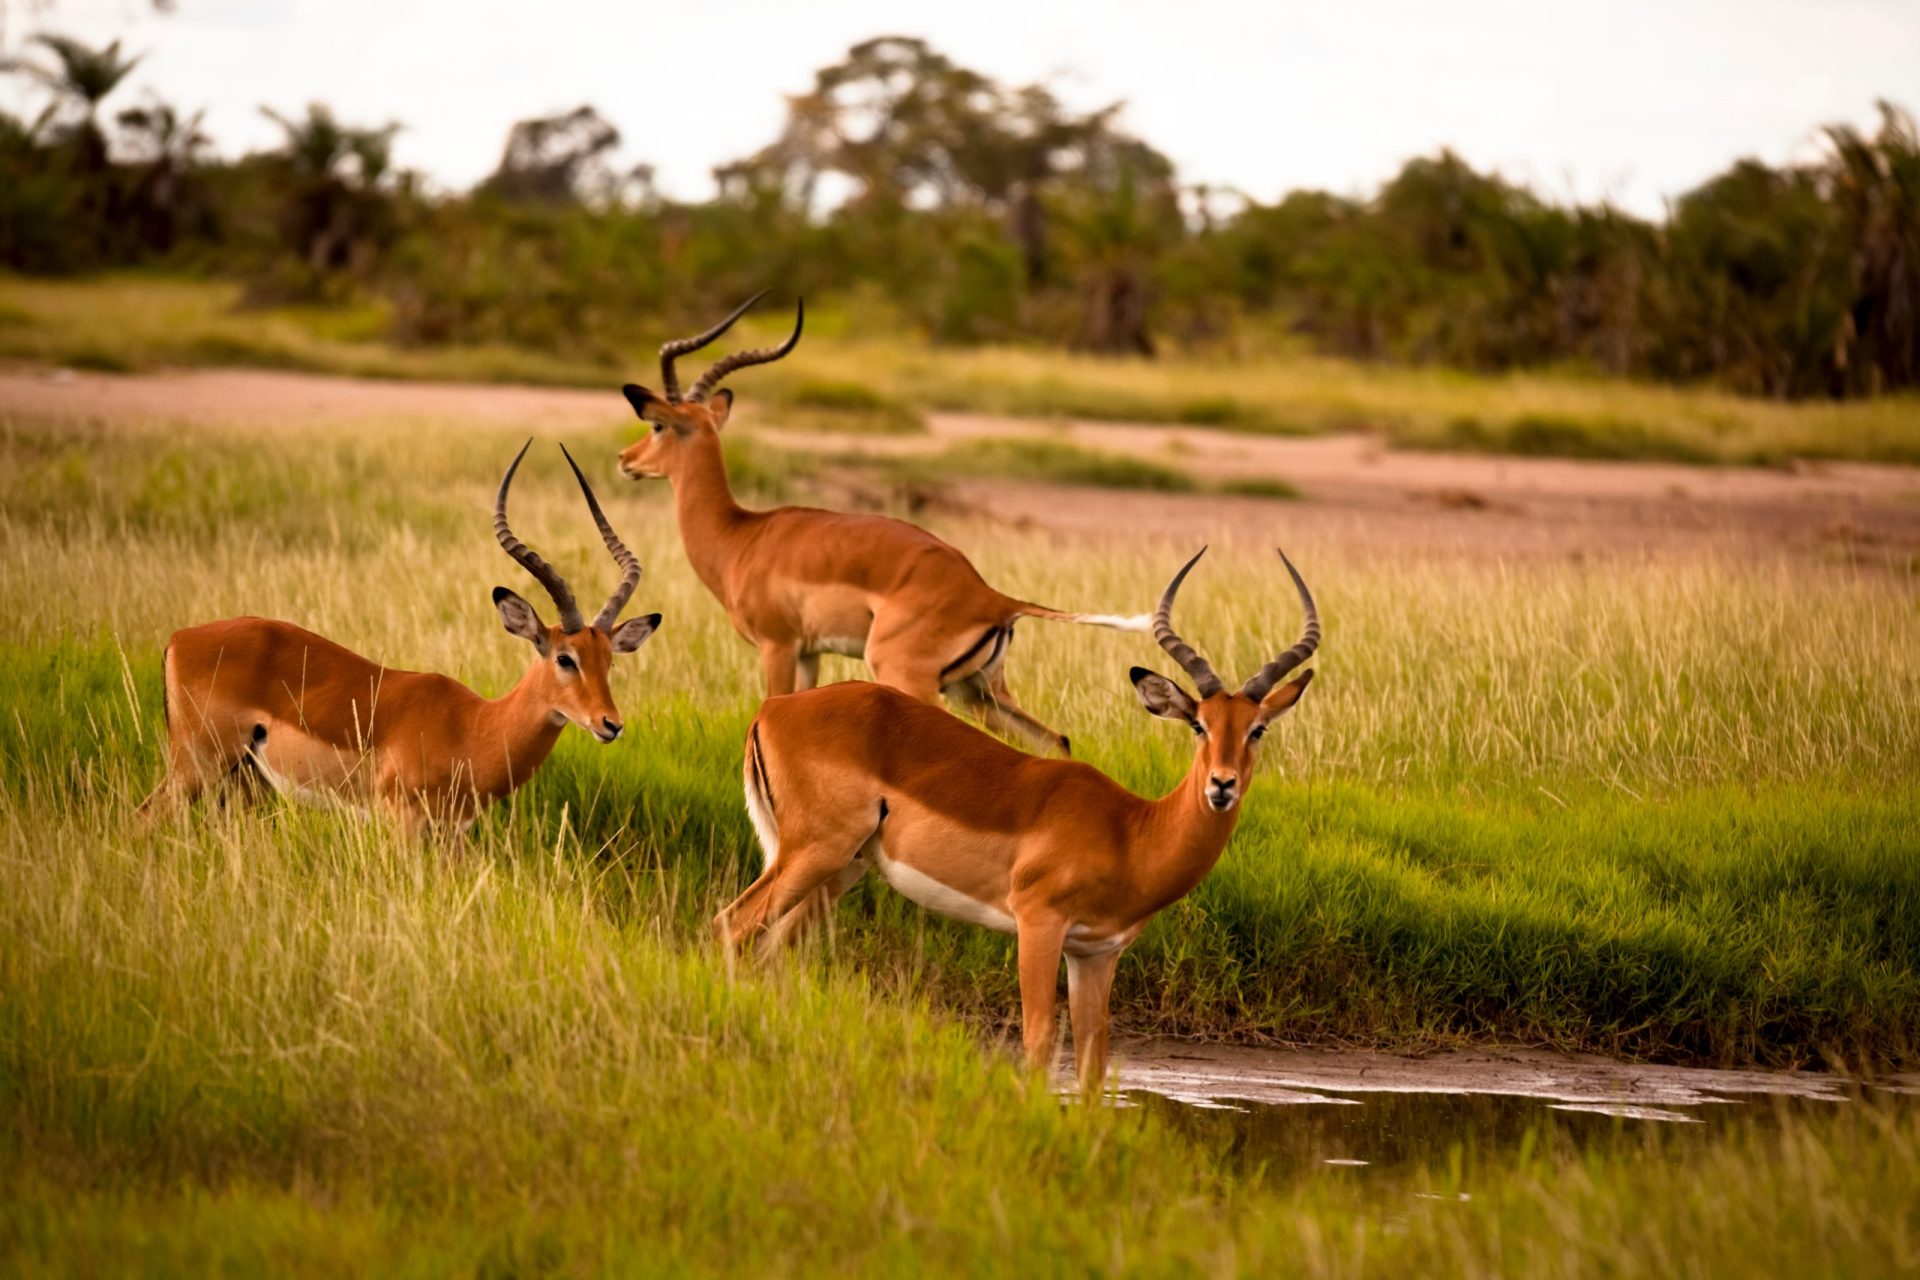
[1106,1042,1918,1181]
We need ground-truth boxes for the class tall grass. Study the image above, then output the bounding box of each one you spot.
[6,800,1917,1277]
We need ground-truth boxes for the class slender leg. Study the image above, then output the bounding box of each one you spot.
[760,857,869,951]
[794,652,821,693]
[717,842,858,955]
[948,671,1071,756]
[1066,949,1122,1095]
[759,641,801,698]
[1014,914,1069,1076]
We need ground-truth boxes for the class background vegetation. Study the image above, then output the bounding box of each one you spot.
[4,31,1918,402]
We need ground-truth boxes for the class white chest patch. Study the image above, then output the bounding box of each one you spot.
[872,845,1016,935]
[1065,922,1138,957]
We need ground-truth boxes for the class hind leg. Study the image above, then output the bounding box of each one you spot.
[948,668,1071,757]
[139,709,256,819]
[760,856,871,953]
[716,841,865,956]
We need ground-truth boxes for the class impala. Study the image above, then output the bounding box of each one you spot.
[617,292,1145,756]
[142,442,661,834]
[718,547,1320,1092]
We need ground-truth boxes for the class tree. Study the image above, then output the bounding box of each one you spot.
[482,105,647,207]
[2,32,140,171]
[1823,101,1920,394]
[116,96,209,251]
[259,102,402,287]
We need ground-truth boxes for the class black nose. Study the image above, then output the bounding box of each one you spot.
[601,718,623,740]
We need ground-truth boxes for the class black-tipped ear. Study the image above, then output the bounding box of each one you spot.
[622,384,656,416]
[494,586,549,655]
[708,387,734,429]
[610,612,661,655]
[1131,666,1199,723]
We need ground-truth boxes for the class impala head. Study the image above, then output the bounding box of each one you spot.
[618,290,805,480]
[493,440,662,743]
[1130,548,1320,814]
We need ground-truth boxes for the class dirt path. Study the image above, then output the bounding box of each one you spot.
[794,412,1920,565]
[6,366,1918,563]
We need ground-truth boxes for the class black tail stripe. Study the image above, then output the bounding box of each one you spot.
[940,626,1004,681]
[749,721,773,818]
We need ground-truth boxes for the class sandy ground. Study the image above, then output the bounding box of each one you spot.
[6,365,1919,564]
[1111,1039,1917,1117]
[795,412,1920,566]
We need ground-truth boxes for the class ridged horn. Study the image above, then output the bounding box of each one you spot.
[1152,547,1222,697]
[688,297,804,403]
[1240,550,1321,702]
[658,289,768,403]
[558,443,641,631]
[495,439,583,632]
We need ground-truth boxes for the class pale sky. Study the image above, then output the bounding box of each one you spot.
[6,0,1918,217]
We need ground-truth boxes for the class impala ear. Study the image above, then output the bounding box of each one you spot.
[1130,666,1198,723]
[610,612,661,655]
[621,384,657,417]
[706,388,734,429]
[1255,670,1314,726]
[493,586,549,656]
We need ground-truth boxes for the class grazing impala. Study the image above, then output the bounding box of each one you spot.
[719,547,1320,1092]
[617,292,1145,756]
[143,442,661,834]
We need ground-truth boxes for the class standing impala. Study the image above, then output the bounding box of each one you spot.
[718,547,1320,1092]
[142,442,662,834]
[617,292,1145,756]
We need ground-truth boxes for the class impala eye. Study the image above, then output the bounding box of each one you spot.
[1190,720,1206,736]
[1248,726,1267,743]
[557,654,578,671]
[651,422,665,434]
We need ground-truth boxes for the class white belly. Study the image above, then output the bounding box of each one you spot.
[872,845,1016,935]
[811,634,866,658]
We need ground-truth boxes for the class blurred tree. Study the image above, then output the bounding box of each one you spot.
[258,102,402,292]
[481,105,652,207]
[1823,101,1920,394]
[116,96,209,252]
[2,32,140,172]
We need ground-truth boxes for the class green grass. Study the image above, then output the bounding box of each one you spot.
[4,397,1919,1273]
[8,273,1920,464]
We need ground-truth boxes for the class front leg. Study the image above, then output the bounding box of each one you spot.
[1066,949,1122,1095]
[794,651,821,693]
[759,640,801,697]
[1014,914,1069,1076]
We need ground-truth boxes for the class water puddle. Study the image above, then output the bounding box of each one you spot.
[1102,1042,1918,1179]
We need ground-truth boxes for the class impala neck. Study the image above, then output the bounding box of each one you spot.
[668,430,748,607]
[476,662,568,795]
[1136,757,1243,910]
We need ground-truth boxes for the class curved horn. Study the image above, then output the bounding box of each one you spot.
[1240,549,1321,702]
[495,439,584,632]
[658,289,768,403]
[1153,547,1223,698]
[688,297,804,403]
[558,443,641,631]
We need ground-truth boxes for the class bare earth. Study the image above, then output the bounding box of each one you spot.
[5,365,1919,564]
